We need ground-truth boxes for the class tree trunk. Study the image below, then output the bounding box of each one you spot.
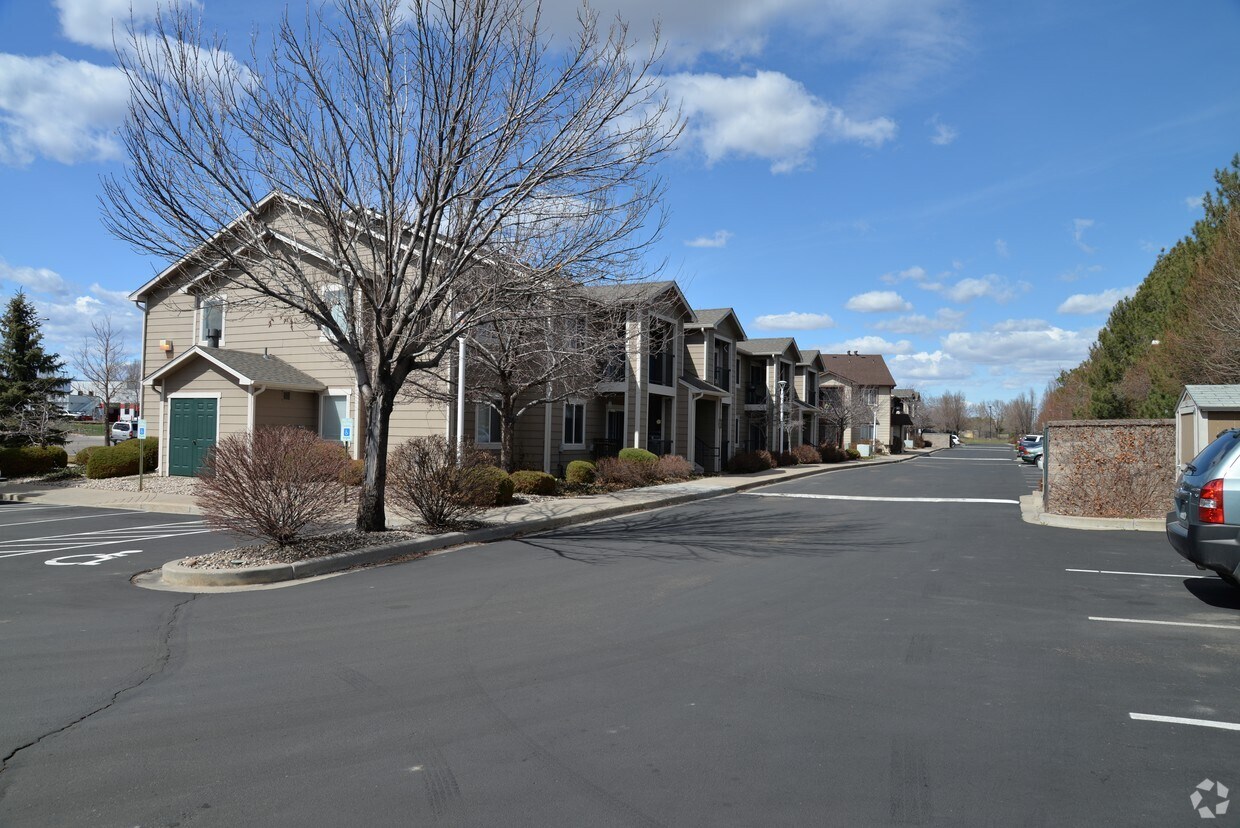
[500,407,517,473]
[356,384,394,532]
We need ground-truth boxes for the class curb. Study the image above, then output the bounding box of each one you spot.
[0,491,201,515]
[1018,494,1163,532]
[155,449,935,590]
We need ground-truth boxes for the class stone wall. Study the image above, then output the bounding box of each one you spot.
[1043,419,1175,520]
[921,432,952,449]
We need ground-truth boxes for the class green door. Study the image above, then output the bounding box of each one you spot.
[169,398,218,476]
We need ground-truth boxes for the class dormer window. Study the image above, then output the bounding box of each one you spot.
[321,284,347,341]
[199,295,224,346]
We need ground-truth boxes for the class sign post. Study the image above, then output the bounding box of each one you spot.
[136,418,147,491]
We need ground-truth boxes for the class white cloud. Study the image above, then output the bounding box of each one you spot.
[823,335,912,355]
[753,311,835,331]
[666,70,896,173]
[879,265,927,284]
[0,259,72,296]
[873,308,965,334]
[1185,195,1204,210]
[1072,217,1095,254]
[845,290,912,313]
[994,238,1009,257]
[685,230,733,248]
[1058,264,1104,282]
[1056,286,1137,315]
[0,54,129,166]
[889,350,972,382]
[53,0,199,49]
[927,114,957,145]
[931,274,1019,303]
[942,325,1093,367]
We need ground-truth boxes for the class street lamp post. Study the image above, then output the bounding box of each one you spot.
[777,379,787,454]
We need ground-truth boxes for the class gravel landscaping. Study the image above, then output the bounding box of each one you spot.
[180,529,428,569]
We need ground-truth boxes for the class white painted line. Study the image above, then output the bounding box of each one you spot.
[0,512,123,529]
[1129,713,1240,732]
[915,457,1017,462]
[1067,568,1210,579]
[1089,616,1240,631]
[746,492,1019,504]
[0,529,215,560]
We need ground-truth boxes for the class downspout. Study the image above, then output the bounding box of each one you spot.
[248,385,267,437]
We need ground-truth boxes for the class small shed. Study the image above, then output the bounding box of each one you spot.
[1176,385,1240,466]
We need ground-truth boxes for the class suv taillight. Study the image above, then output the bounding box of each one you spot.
[1199,478,1225,525]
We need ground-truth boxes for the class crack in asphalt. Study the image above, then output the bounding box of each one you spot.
[0,594,197,797]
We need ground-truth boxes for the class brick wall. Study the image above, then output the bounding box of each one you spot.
[1043,419,1175,520]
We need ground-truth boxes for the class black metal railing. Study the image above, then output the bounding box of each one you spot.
[713,364,730,390]
[591,440,621,459]
[745,385,767,405]
[694,438,720,474]
[649,351,674,386]
[646,438,672,456]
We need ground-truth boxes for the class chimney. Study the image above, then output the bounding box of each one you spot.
[206,329,221,348]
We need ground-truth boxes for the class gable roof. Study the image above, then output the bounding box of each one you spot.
[819,353,896,387]
[144,346,327,392]
[1183,384,1240,409]
[583,280,694,320]
[737,337,803,362]
[686,307,747,340]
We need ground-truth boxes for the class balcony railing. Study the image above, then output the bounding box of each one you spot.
[649,351,674,386]
[694,438,720,474]
[591,439,622,459]
[712,364,731,390]
[600,354,626,383]
[646,438,672,456]
[744,385,767,405]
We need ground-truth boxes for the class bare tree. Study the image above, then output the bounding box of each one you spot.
[123,359,143,407]
[817,385,873,448]
[73,316,130,446]
[927,391,968,434]
[1002,390,1037,437]
[102,0,679,530]
[407,283,654,471]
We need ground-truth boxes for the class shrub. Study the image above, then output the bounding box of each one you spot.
[775,451,800,467]
[469,465,515,505]
[510,469,557,495]
[338,458,365,486]
[845,448,861,460]
[617,447,658,464]
[565,460,596,485]
[42,466,83,481]
[74,445,101,466]
[819,443,847,463]
[727,450,777,474]
[655,454,694,481]
[196,427,348,546]
[596,456,658,488]
[792,444,821,465]
[85,439,159,479]
[0,445,69,476]
[388,436,497,531]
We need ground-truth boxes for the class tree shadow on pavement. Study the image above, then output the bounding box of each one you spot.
[1184,577,1240,612]
[513,500,905,564]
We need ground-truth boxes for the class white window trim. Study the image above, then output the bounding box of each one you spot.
[196,294,226,347]
[474,401,502,448]
[317,388,353,445]
[562,399,586,449]
[319,283,347,342]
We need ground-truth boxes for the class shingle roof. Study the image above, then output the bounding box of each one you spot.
[820,353,896,387]
[1185,384,1240,409]
[689,308,731,327]
[199,348,326,390]
[799,349,820,365]
[737,337,797,356]
[679,374,728,396]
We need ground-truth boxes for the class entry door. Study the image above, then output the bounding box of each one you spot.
[605,410,624,443]
[169,398,218,476]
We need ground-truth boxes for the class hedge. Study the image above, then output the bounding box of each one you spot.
[510,469,557,495]
[86,438,159,479]
[617,447,657,464]
[0,445,69,476]
[74,445,102,466]
[565,460,596,485]
[468,465,515,506]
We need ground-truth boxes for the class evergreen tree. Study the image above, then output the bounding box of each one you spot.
[0,291,68,446]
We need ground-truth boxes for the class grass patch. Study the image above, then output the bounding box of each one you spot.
[68,422,106,436]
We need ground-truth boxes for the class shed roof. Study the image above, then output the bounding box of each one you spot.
[1184,384,1240,409]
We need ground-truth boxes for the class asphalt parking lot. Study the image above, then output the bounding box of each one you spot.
[1,449,1238,825]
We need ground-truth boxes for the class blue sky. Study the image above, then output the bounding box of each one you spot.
[1,0,1238,402]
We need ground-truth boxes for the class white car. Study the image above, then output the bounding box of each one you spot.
[110,421,136,440]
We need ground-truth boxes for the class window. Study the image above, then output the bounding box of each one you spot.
[320,394,348,442]
[199,295,224,345]
[321,284,347,341]
[563,401,585,447]
[857,423,875,441]
[861,386,878,406]
[475,403,502,445]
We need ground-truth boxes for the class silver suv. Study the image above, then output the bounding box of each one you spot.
[1167,428,1240,587]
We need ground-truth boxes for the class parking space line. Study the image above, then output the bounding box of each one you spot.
[1089,616,1240,631]
[0,504,74,513]
[0,529,215,560]
[746,492,1019,504]
[1067,569,1210,579]
[0,513,125,529]
[1129,713,1240,732]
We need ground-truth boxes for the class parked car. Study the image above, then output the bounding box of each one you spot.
[950,432,961,446]
[110,420,136,441]
[1018,438,1044,465]
[1166,428,1240,588]
[1016,433,1040,452]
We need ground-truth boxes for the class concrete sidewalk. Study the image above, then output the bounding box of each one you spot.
[138,449,934,589]
[0,481,201,514]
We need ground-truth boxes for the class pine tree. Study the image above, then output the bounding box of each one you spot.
[0,291,68,446]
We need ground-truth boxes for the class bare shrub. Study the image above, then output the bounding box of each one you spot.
[791,444,821,464]
[775,451,800,467]
[819,444,847,463]
[596,456,658,488]
[197,426,349,546]
[655,454,693,481]
[387,436,496,531]
[727,450,777,473]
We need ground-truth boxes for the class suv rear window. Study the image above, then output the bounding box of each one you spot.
[1188,429,1240,476]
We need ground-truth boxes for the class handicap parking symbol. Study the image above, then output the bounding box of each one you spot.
[45,550,144,566]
